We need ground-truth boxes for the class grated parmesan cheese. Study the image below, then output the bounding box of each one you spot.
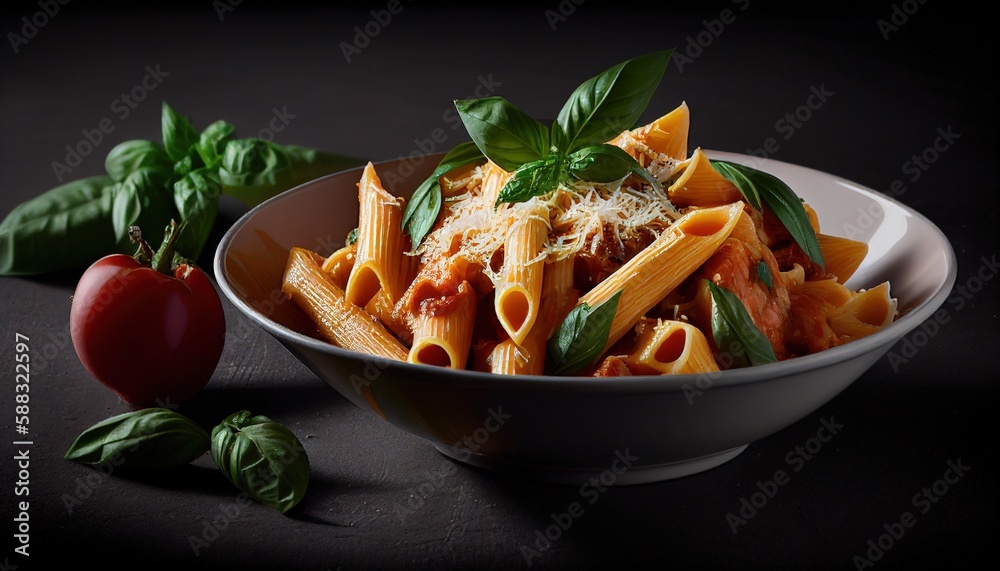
[414,143,683,289]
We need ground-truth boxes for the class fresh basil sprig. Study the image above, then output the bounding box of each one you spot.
[707,281,777,368]
[493,51,673,208]
[711,160,824,268]
[211,410,310,513]
[403,51,674,247]
[401,141,486,250]
[64,408,210,470]
[546,290,623,375]
[0,102,364,276]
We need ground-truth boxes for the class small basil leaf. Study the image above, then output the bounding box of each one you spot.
[162,102,200,162]
[568,144,662,190]
[707,281,777,368]
[173,168,222,259]
[196,120,236,167]
[346,227,358,246]
[64,408,210,470]
[552,50,673,153]
[546,290,622,375]
[0,176,119,275]
[711,160,824,268]
[495,154,567,207]
[211,410,310,513]
[454,97,549,171]
[105,140,172,182]
[401,141,486,249]
[757,260,774,289]
[111,167,176,247]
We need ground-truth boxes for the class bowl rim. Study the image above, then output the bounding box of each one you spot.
[213,150,958,394]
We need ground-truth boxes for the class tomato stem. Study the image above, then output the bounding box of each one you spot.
[152,220,184,275]
[129,225,156,266]
[129,220,185,275]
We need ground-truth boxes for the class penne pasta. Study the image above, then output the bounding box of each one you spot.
[828,281,897,341]
[626,319,720,375]
[817,233,868,283]
[322,243,356,290]
[282,247,409,362]
[490,255,577,375]
[408,280,478,369]
[495,200,549,345]
[578,201,744,354]
[346,162,405,308]
[668,148,742,207]
[283,81,896,378]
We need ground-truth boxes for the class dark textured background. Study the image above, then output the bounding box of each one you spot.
[1,1,996,569]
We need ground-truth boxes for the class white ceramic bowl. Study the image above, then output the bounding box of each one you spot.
[214,151,956,485]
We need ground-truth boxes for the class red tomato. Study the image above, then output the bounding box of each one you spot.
[70,252,226,407]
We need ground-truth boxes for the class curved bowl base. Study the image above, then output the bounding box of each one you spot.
[433,444,749,486]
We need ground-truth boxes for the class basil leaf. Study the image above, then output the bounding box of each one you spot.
[162,102,200,162]
[707,281,777,368]
[173,168,222,259]
[196,120,236,167]
[568,143,662,190]
[64,408,210,470]
[220,141,363,207]
[401,141,485,249]
[105,140,172,183]
[711,160,824,268]
[211,410,310,513]
[346,227,358,246]
[495,154,567,207]
[455,97,550,171]
[710,160,762,210]
[0,176,120,275]
[546,290,622,375]
[552,50,673,153]
[111,167,176,247]
[757,260,774,289]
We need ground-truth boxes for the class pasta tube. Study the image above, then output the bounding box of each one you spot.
[408,280,478,369]
[626,320,720,375]
[578,201,744,354]
[282,247,409,362]
[495,200,549,345]
[346,162,405,308]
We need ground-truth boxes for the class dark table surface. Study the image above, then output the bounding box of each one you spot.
[2,2,997,569]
